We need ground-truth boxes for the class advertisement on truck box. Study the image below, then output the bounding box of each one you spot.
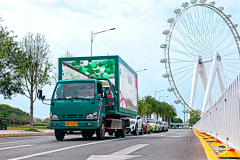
[62,59,116,85]
[119,62,138,112]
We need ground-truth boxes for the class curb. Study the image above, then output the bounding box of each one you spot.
[0,132,54,138]
[193,129,219,160]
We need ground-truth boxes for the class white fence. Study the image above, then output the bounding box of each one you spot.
[194,74,240,151]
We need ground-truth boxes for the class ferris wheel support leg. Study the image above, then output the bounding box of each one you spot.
[217,61,228,93]
[189,56,201,110]
[202,52,222,113]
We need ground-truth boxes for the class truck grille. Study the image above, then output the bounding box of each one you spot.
[61,114,84,119]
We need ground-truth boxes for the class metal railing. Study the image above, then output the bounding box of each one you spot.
[194,73,240,151]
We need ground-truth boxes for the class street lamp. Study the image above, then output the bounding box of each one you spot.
[159,96,168,101]
[136,69,147,72]
[91,28,116,56]
[155,90,164,98]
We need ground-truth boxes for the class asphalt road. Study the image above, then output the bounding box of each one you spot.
[0,129,207,160]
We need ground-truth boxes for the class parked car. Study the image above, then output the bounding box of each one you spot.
[171,123,178,129]
[126,117,143,135]
[155,120,161,133]
[160,121,168,132]
[147,118,159,133]
[140,117,150,134]
[157,120,163,132]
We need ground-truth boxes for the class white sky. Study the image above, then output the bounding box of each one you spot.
[0,0,240,120]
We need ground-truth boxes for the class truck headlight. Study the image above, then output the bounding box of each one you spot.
[86,111,97,120]
[51,114,59,121]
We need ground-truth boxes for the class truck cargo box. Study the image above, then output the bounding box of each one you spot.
[59,55,138,117]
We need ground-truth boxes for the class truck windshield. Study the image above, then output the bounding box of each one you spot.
[53,81,95,100]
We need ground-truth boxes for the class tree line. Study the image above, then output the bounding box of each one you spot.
[138,96,178,125]
[0,104,30,126]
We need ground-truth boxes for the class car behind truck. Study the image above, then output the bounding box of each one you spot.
[38,56,138,140]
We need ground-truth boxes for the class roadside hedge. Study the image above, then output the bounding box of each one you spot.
[33,122,47,126]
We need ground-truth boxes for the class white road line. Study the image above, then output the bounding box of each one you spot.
[8,139,119,160]
[111,144,148,155]
[0,145,32,151]
[87,144,148,160]
[0,138,54,145]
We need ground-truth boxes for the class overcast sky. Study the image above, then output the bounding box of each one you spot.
[1,0,240,120]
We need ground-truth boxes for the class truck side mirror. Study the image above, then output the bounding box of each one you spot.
[37,90,42,99]
[41,95,46,100]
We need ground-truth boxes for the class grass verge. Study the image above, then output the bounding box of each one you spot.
[7,125,50,130]
[25,129,40,132]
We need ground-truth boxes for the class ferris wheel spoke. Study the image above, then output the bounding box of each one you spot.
[171,64,195,72]
[172,34,203,57]
[206,30,232,58]
[170,46,195,59]
[174,67,194,76]
[173,26,201,55]
[219,40,236,56]
[170,58,195,63]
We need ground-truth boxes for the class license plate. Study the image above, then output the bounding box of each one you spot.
[65,122,78,127]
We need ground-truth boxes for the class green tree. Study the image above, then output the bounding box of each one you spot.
[0,17,24,99]
[189,109,201,126]
[172,117,183,123]
[15,32,53,129]
[52,49,74,84]
[0,112,9,130]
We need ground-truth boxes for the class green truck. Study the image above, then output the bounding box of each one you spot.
[37,55,138,140]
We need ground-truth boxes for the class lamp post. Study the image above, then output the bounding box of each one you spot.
[155,90,164,98]
[136,69,147,72]
[91,28,116,56]
[159,96,168,102]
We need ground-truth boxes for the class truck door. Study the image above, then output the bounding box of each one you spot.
[97,82,105,112]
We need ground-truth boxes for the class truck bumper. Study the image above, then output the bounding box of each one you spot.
[50,121,98,130]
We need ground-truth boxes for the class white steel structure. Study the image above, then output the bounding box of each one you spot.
[194,73,240,151]
[161,1,240,113]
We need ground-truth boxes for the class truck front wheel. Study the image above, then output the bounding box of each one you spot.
[97,121,105,140]
[55,129,65,141]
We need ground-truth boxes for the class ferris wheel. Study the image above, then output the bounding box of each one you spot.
[160,0,240,113]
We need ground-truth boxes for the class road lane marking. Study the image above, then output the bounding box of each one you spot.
[0,145,32,151]
[87,144,149,160]
[111,144,148,155]
[0,138,54,145]
[8,133,164,160]
[8,139,119,160]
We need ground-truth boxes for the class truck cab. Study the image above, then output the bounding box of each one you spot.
[39,78,126,140]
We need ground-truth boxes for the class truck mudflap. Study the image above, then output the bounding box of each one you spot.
[105,118,122,129]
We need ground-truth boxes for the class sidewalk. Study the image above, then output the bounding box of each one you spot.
[0,130,54,138]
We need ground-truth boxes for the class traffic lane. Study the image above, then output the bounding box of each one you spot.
[2,131,176,160]
[16,130,182,160]
[0,134,120,160]
[2,129,207,160]
[25,133,162,160]
[131,129,207,160]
